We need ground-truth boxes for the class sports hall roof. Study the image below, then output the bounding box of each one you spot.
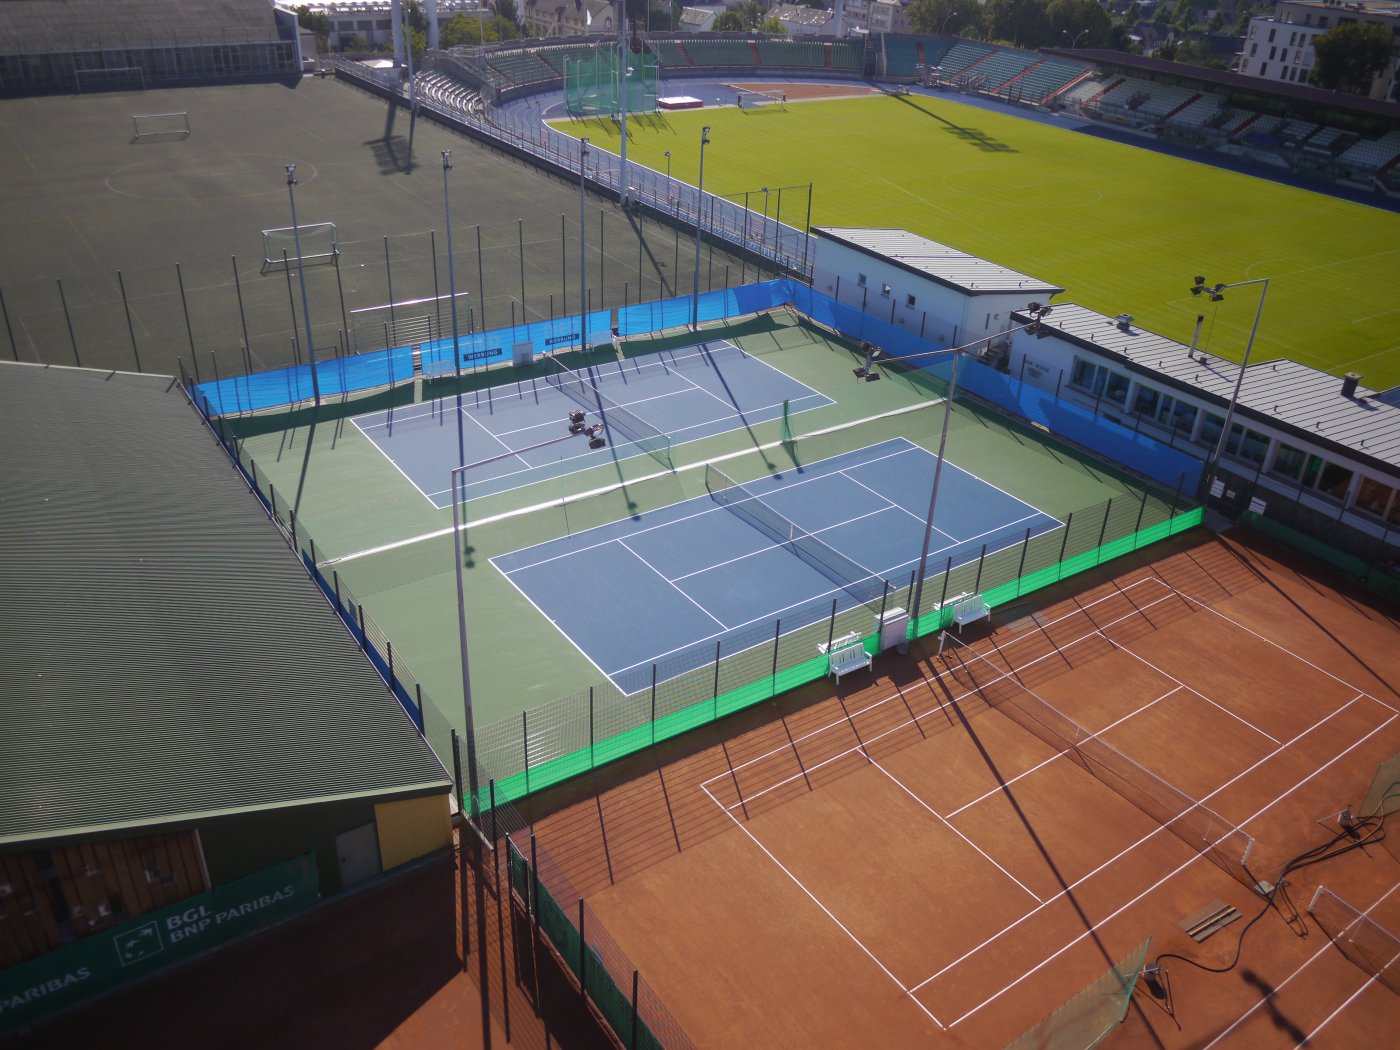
[813,227,1064,297]
[0,363,451,848]
[0,0,281,54]
[1014,303,1400,476]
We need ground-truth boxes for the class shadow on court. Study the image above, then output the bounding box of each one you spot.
[891,93,1017,153]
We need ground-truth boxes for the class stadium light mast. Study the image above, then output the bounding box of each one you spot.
[691,125,711,331]
[907,303,1055,638]
[442,150,465,464]
[616,0,629,208]
[940,9,959,36]
[285,165,321,408]
[449,464,481,825]
[1063,28,1089,48]
[580,137,590,354]
[1190,275,1270,501]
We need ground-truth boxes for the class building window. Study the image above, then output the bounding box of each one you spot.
[1133,386,1160,418]
[1289,31,1297,46]
[1268,28,1276,42]
[1250,42,1258,57]
[1271,442,1307,481]
[906,293,916,307]
[1270,45,1277,60]
[1318,16,1328,28]
[881,283,891,297]
[1354,477,1398,523]
[1197,412,1224,450]
[1104,372,1130,406]
[1070,358,1107,396]
[1280,66,1289,79]
[1225,423,1269,466]
[1260,62,1268,76]
[1315,461,1354,501]
[1156,396,1196,432]
[1281,49,1289,63]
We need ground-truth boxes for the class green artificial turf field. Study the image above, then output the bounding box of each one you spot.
[564,93,1400,390]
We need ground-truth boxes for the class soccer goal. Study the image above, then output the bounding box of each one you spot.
[131,112,191,142]
[261,223,340,273]
[77,67,145,93]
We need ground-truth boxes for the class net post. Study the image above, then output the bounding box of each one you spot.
[578,898,587,1003]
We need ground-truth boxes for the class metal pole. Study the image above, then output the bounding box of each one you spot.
[476,224,486,331]
[383,235,396,337]
[117,270,142,373]
[1200,277,1269,499]
[232,256,252,367]
[443,152,464,463]
[450,465,481,825]
[691,126,711,330]
[0,288,18,361]
[580,137,589,353]
[617,7,629,207]
[909,347,961,628]
[518,217,526,313]
[285,165,322,406]
[174,267,194,377]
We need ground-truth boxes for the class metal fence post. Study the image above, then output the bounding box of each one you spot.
[972,544,988,594]
[650,665,658,744]
[588,686,595,768]
[578,898,587,1003]
[1095,498,1114,561]
[522,709,530,795]
[826,598,837,653]
[630,969,640,1050]
[771,619,781,688]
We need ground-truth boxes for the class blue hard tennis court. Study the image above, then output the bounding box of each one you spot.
[493,438,1062,693]
[351,341,830,507]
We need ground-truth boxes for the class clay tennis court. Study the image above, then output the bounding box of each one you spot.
[513,529,1400,1048]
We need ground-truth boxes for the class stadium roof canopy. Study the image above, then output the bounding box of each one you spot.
[1013,303,1400,477]
[813,227,1065,297]
[0,363,451,849]
[0,0,281,54]
[1054,48,1400,123]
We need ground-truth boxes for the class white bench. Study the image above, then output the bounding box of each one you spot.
[826,642,872,683]
[945,592,991,633]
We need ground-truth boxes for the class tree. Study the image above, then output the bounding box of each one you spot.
[983,0,1055,48]
[760,15,786,33]
[1309,22,1392,94]
[713,10,746,31]
[908,0,973,37]
[294,5,331,52]
[494,0,520,28]
[1046,0,1113,47]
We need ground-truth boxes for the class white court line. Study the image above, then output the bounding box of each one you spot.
[348,415,441,507]
[941,702,1397,1028]
[324,400,941,566]
[1170,582,1400,713]
[942,685,1184,820]
[867,757,1044,903]
[459,402,536,471]
[698,783,946,1030]
[618,538,730,631]
[492,546,615,683]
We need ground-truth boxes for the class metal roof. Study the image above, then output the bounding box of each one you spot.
[1014,303,1400,476]
[0,0,282,55]
[813,227,1065,297]
[0,363,451,848]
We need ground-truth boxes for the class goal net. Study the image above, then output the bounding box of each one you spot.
[131,112,191,142]
[261,223,339,273]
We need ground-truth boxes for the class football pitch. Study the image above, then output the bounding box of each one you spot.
[566,93,1400,390]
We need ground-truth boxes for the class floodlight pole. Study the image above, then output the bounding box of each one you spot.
[450,466,481,821]
[442,150,466,464]
[691,126,711,331]
[616,1,629,207]
[579,137,589,354]
[285,165,322,407]
[1193,275,1269,500]
[941,10,959,36]
[908,307,1053,638]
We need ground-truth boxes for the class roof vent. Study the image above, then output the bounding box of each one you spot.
[1341,372,1361,399]
[1115,313,1133,331]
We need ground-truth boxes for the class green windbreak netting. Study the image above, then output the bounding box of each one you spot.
[481,507,1203,806]
[1005,939,1151,1050]
[564,48,658,116]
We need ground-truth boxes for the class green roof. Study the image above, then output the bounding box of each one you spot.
[0,363,451,847]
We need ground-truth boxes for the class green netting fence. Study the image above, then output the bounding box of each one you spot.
[1005,938,1151,1050]
[565,47,659,116]
[506,833,695,1050]
[476,498,1204,808]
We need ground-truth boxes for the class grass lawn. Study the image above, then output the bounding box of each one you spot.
[562,93,1400,390]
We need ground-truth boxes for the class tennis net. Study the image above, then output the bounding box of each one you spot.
[705,463,889,608]
[545,355,673,472]
[941,633,1256,887]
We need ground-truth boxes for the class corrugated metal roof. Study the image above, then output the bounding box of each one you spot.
[813,227,1064,296]
[0,363,451,847]
[0,0,283,53]
[1015,303,1400,474]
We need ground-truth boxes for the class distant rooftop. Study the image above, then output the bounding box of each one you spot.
[0,0,281,54]
[0,363,451,847]
[1013,303,1400,475]
[814,227,1064,297]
